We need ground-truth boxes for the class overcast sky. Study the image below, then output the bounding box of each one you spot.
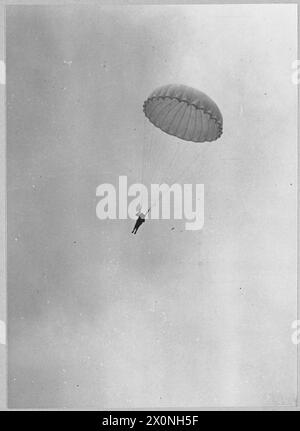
[7,4,297,408]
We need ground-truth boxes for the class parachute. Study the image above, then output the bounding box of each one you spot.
[140,84,223,212]
[143,84,223,142]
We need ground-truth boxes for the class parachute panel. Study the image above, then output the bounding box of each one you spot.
[143,84,223,142]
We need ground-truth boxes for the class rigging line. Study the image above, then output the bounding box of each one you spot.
[151,109,194,205]
[153,100,178,184]
[150,145,187,211]
[147,122,157,183]
[152,143,166,186]
[148,148,203,213]
[140,119,145,181]
[141,130,153,211]
[148,101,192,188]
[158,105,193,185]
[176,152,202,185]
[160,140,208,198]
[174,143,210,185]
[151,102,185,186]
[141,117,147,185]
[149,145,184,209]
[158,105,189,183]
[168,143,190,180]
[149,137,163,184]
[148,99,181,184]
[143,124,150,186]
[156,140,184,186]
[163,141,182,181]
[142,115,153,186]
[156,107,191,186]
[140,119,144,183]
[151,142,202,210]
[146,125,155,187]
[144,127,151,187]
[148,124,215,212]
[150,100,182,183]
[173,148,202,185]
[151,133,168,185]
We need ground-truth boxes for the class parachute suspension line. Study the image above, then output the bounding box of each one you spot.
[142,84,223,219]
[170,143,190,181]
[173,143,210,185]
[150,112,195,207]
[141,121,156,211]
[140,116,151,211]
[174,152,202,185]
[161,104,192,186]
[145,124,155,188]
[143,123,149,185]
[147,141,181,211]
[141,116,152,186]
[156,140,182,186]
[147,147,201,215]
[163,141,182,181]
[149,100,184,186]
[151,136,166,185]
[152,142,209,212]
[140,116,147,184]
[155,103,192,186]
[154,143,169,185]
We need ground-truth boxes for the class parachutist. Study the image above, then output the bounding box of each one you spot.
[131,212,146,235]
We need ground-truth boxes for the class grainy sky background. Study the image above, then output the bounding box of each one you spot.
[7,4,297,408]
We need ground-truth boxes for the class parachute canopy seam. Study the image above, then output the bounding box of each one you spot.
[143,96,223,141]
